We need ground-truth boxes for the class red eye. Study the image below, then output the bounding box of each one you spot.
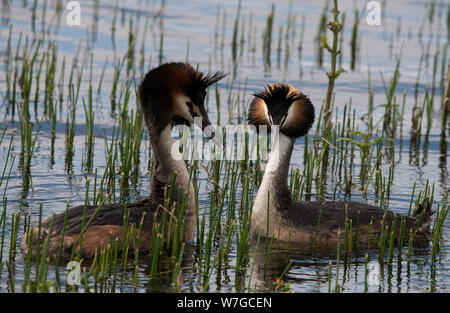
[186,102,194,109]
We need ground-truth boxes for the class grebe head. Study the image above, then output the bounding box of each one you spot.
[248,83,315,138]
[138,62,227,134]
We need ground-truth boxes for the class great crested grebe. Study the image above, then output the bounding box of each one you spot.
[248,83,431,245]
[22,62,226,259]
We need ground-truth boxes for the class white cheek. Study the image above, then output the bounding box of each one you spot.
[262,101,272,125]
[174,95,194,122]
[282,103,295,128]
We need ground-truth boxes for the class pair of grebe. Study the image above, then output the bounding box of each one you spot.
[22,62,431,259]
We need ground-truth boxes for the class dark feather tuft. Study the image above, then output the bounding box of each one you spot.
[253,84,303,106]
[249,83,315,138]
[198,71,228,88]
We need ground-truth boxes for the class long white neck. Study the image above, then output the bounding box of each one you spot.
[251,132,294,236]
[155,126,190,180]
[149,125,196,240]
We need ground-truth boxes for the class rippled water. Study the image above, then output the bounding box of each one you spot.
[0,0,449,292]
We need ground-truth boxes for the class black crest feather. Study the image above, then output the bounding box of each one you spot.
[190,71,228,91]
[253,84,304,106]
[184,70,227,105]
[249,83,315,138]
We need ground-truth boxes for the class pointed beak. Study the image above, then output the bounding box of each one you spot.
[189,107,223,148]
[188,106,212,136]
